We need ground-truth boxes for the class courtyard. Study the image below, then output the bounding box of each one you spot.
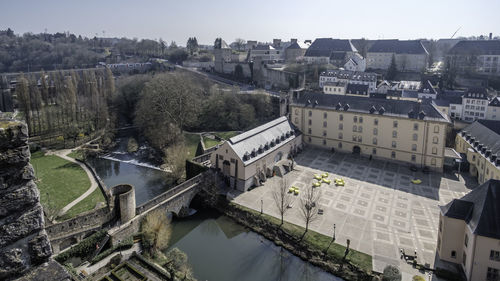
[231,147,476,277]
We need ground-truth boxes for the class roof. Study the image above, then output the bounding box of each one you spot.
[368,40,428,55]
[438,90,464,105]
[448,40,500,56]
[286,41,310,50]
[324,81,347,87]
[461,119,500,158]
[304,38,357,57]
[346,83,369,95]
[418,80,437,95]
[330,52,346,60]
[444,147,462,159]
[320,69,377,82]
[291,92,450,122]
[434,99,451,107]
[441,180,500,239]
[489,97,500,107]
[464,88,488,99]
[227,116,299,165]
[253,44,275,50]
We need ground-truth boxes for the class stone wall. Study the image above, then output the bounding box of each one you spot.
[0,121,58,280]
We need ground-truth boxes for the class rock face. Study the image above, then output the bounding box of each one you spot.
[0,121,67,280]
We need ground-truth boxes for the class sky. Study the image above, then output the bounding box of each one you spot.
[1,0,499,45]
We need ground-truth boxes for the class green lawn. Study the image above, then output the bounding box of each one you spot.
[67,149,84,160]
[214,131,239,140]
[184,132,201,159]
[59,187,106,221]
[203,137,220,148]
[31,151,104,219]
[233,204,372,273]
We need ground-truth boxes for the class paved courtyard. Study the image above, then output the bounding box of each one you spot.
[231,147,476,279]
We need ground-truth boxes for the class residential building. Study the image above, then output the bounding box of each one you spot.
[304,38,357,65]
[289,92,450,171]
[455,120,500,184]
[446,40,500,76]
[210,116,302,191]
[437,179,500,281]
[319,69,377,92]
[322,81,347,95]
[438,90,464,119]
[346,84,369,97]
[344,53,366,72]
[249,44,282,62]
[417,80,438,100]
[462,88,489,121]
[285,39,310,63]
[486,97,500,121]
[366,40,428,72]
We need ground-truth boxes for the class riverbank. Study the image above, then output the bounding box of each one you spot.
[213,200,376,281]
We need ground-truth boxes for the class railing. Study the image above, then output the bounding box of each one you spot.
[135,173,204,215]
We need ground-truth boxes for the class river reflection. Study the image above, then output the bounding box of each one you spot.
[88,157,175,206]
[169,210,343,281]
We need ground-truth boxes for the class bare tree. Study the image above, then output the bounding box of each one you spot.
[163,142,188,182]
[141,209,172,256]
[299,185,321,239]
[272,178,293,226]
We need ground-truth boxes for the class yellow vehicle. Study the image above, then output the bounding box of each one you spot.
[321,172,329,178]
[335,178,345,186]
[411,179,422,184]
[294,189,299,195]
[314,174,322,180]
[289,187,295,193]
[322,178,331,184]
[313,182,321,187]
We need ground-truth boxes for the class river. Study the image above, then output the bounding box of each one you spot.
[88,136,342,281]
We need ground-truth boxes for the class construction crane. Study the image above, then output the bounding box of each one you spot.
[451,27,461,39]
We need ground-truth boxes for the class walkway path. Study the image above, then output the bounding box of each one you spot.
[75,243,141,277]
[46,145,99,217]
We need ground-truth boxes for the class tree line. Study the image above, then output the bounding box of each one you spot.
[14,68,115,146]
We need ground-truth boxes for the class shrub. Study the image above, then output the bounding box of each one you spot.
[55,230,107,264]
[412,276,425,281]
[382,265,402,281]
[91,236,134,264]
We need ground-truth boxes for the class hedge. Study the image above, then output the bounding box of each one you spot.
[55,230,108,264]
[91,237,134,264]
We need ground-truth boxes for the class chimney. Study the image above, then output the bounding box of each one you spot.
[273,39,281,48]
[490,33,493,40]
[291,38,298,44]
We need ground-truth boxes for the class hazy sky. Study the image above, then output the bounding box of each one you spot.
[1,0,499,45]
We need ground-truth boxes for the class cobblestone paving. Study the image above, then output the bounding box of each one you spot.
[232,147,476,278]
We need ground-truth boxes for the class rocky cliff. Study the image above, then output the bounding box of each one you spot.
[0,120,69,280]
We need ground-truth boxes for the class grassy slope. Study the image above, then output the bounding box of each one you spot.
[184,133,201,159]
[59,187,106,221]
[214,131,239,140]
[234,204,372,272]
[31,151,104,219]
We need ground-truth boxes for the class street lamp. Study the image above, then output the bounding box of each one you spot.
[260,198,263,214]
[325,224,336,255]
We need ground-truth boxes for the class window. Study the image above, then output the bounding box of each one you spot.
[339,114,343,121]
[463,252,467,267]
[414,123,419,130]
[338,133,343,139]
[324,112,328,119]
[338,142,342,148]
[353,116,358,123]
[392,131,397,138]
[412,144,417,151]
[487,267,499,281]
[308,137,311,142]
[323,121,327,128]
[308,128,312,134]
[374,119,378,125]
[323,130,327,137]
[373,138,377,145]
[359,117,363,123]
[391,151,396,158]
[434,125,439,133]
[294,117,298,123]
[433,136,439,144]
[353,125,357,132]
[308,110,312,117]
[372,148,377,155]
[352,135,357,141]
[339,123,343,130]
[431,158,436,166]
[308,119,312,125]
[464,234,468,247]
[413,133,418,141]
[490,251,500,261]
[358,126,363,132]
[358,136,362,142]
[451,250,456,258]
[392,141,397,148]
[393,121,398,128]
[323,139,327,145]
[411,155,416,162]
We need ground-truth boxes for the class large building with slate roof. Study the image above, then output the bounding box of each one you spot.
[366,40,428,72]
[455,120,500,184]
[210,116,302,191]
[437,179,500,281]
[447,40,500,76]
[289,92,450,171]
[304,38,357,65]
